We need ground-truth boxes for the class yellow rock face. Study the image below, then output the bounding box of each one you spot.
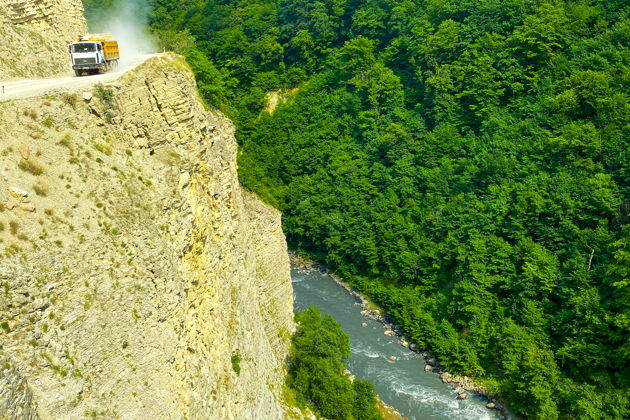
[0,54,295,419]
[0,0,87,79]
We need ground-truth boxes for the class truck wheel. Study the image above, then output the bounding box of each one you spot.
[74,70,82,77]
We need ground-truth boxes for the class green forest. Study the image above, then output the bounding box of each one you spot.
[82,1,629,418]
[288,307,381,419]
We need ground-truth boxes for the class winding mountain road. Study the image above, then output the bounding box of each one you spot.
[0,54,160,101]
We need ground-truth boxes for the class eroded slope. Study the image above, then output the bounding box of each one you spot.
[0,0,86,80]
[0,54,294,419]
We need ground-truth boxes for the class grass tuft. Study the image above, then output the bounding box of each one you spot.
[18,159,44,175]
[33,183,49,196]
[9,221,19,235]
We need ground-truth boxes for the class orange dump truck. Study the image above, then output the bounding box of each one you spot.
[69,33,120,76]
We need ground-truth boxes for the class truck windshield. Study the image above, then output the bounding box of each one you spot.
[72,43,96,53]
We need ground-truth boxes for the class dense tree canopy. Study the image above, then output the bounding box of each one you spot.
[83,0,629,418]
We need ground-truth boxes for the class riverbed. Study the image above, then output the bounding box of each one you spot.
[291,265,505,420]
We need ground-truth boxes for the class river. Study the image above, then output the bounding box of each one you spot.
[291,265,506,420]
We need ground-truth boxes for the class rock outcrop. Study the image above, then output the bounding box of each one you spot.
[0,54,295,419]
[0,0,87,79]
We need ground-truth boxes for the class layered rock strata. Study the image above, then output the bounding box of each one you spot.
[0,0,87,79]
[0,54,294,419]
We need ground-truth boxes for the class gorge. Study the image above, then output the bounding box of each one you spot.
[1,2,295,417]
[2,0,628,418]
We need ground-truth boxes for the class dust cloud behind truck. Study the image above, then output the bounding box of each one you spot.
[69,34,120,77]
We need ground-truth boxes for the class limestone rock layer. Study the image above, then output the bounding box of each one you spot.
[0,54,295,419]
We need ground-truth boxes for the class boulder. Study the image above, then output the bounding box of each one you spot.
[457,392,468,400]
[9,187,28,198]
[178,172,191,189]
[83,91,93,101]
[424,364,433,372]
[18,201,36,212]
[19,144,30,160]
[388,356,397,362]
[361,322,368,327]
[384,330,394,336]
[486,402,496,409]
[441,373,454,383]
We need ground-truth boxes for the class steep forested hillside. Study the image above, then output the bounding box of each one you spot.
[83,1,628,418]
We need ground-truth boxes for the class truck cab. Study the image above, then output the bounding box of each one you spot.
[69,42,103,75]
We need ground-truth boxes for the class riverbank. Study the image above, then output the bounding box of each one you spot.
[289,252,510,418]
[376,396,409,420]
[344,368,408,420]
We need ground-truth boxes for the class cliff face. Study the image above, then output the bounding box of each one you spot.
[0,55,295,419]
[0,0,87,79]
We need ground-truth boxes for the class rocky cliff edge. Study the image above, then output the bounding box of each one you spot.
[0,54,295,419]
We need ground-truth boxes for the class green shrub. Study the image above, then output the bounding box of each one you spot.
[18,159,44,175]
[94,84,117,123]
[9,221,18,235]
[94,84,114,104]
[57,133,72,148]
[231,350,241,375]
[33,183,49,196]
[61,93,78,109]
[93,142,112,156]
[23,109,37,120]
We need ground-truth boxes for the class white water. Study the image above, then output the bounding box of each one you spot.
[292,265,506,420]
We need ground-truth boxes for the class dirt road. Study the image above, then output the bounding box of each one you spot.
[0,54,159,101]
